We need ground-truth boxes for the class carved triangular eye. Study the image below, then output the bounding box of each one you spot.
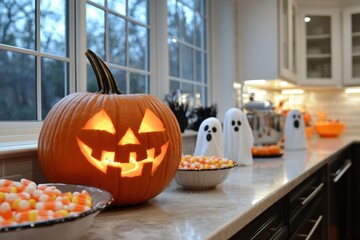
[82,109,115,134]
[138,109,166,133]
[118,128,140,145]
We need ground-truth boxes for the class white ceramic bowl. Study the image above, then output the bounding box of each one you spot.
[175,165,236,190]
[0,183,113,240]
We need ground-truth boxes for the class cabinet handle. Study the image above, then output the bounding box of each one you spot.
[331,159,352,183]
[300,183,324,206]
[297,215,323,240]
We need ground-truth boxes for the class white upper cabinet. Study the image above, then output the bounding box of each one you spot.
[237,0,298,83]
[298,7,341,86]
[343,5,360,85]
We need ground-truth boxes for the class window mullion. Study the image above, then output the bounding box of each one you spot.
[36,0,42,121]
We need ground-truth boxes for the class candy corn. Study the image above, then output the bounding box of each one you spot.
[0,178,93,227]
[178,155,235,170]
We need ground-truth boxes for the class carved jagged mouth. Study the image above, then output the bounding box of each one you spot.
[76,138,169,177]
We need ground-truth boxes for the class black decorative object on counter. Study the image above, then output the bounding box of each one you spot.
[165,90,189,133]
[188,104,217,131]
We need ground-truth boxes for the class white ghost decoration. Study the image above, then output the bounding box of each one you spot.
[194,117,224,157]
[223,108,254,166]
[284,109,307,150]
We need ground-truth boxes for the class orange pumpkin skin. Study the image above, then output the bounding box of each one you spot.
[38,51,182,206]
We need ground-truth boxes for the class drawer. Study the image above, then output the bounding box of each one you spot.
[231,199,288,240]
[290,197,325,240]
[289,168,326,234]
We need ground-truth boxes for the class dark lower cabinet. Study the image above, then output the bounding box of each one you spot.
[231,144,358,240]
[328,147,352,240]
[230,199,288,240]
[288,167,327,240]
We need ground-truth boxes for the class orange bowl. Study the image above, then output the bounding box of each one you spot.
[314,122,345,138]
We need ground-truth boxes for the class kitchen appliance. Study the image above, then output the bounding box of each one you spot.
[244,100,284,145]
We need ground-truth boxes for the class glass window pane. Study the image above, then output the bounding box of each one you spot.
[129,73,149,93]
[40,0,67,56]
[129,22,148,70]
[194,0,204,14]
[168,40,179,77]
[194,86,207,107]
[41,58,67,119]
[86,4,105,59]
[181,82,193,95]
[87,64,98,92]
[178,2,194,44]
[88,0,104,6]
[194,13,205,48]
[0,50,36,120]
[167,0,178,38]
[128,0,148,24]
[181,0,195,9]
[195,50,205,82]
[108,0,126,15]
[169,80,180,93]
[181,45,194,80]
[109,13,126,65]
[110,68,127,93]
[0,0,35,50]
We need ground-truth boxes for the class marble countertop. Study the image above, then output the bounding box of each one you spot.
[81,137,356,240]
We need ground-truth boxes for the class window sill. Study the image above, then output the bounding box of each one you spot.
[0,140,38,159]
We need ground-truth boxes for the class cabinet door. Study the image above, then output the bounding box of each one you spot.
[298,7,341,86]
[328,155,352,240]
[279,0,298,82]
[343,5,360,86]
[230,199,288,240]
[288,166,327,239]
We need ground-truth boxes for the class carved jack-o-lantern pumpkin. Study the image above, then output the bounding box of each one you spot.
[38,50,182,206]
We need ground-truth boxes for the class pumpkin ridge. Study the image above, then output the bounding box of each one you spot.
[39,93,87,182]
[57,93,95,181]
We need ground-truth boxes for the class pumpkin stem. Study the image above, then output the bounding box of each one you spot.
[85,49,123,94]
[85,50,109,94]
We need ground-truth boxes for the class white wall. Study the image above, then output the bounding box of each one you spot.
[209,0,237,121]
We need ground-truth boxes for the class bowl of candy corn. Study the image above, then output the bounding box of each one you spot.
[0,179,113,240]
[175,155,236,190]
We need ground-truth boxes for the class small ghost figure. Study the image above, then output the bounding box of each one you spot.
[223,108,254,166]
[284,109,307,150]
[194,117,224,157]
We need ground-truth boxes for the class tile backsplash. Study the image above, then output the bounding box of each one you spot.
[1,153,46,182]
[280,89,360,136]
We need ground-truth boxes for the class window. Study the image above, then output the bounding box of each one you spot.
[0,0,209,141]
[0,0,73,121]
[167,0,207,107]
[86,0,150,94]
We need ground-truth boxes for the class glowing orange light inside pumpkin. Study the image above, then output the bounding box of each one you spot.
[76,108,169,177]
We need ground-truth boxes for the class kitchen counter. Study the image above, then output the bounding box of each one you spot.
[80,137,357,240]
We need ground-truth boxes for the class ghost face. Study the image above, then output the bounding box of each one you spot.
[292,112,302,129]
[203,124,218,142]
[194,117,224,157]
[231,119,241,132]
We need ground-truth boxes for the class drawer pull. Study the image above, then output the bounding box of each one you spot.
[300,183,324,206]
[331,159,352,183]
[297,215,323,240]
